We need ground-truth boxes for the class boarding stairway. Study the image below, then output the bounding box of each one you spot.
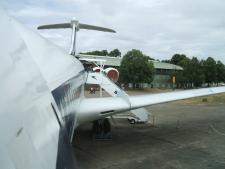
[86,72,150,122]
[86,72,127,97]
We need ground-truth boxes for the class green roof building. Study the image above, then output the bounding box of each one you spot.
[79,54,183,88]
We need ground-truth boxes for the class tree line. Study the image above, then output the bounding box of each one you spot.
[163,54,225,88]
[119,49,154,88]
[80,49,122,57]
[81,49,225,88]
[81,49,155,88]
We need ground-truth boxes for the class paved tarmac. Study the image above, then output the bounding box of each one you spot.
[74,94,225,169]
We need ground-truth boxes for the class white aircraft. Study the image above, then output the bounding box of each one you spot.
[1,8,225,169]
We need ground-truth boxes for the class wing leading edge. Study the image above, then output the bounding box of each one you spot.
[77,86,225,124]
[129,86,225,109]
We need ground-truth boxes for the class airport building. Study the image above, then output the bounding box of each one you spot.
[79,54,183,88]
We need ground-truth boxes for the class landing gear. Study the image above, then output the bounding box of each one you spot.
[92,118,112,139]
[128,119,136,124]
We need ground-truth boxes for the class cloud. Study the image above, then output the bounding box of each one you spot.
[2,0,225,62]
[10,6,73,18]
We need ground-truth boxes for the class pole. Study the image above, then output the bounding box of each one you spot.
[100,61,104,97]
[70,24,77,56]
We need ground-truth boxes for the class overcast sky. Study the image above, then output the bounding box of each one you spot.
[2,0,225,62]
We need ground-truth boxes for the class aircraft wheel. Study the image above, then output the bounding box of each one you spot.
[129,119,136,124]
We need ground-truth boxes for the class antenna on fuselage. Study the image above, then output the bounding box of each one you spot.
[37,18,116,56]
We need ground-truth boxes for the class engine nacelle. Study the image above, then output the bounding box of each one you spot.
[104,67,119,82]
[92,67,119,82]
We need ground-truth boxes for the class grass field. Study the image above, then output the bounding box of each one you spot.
[176,93,225,105]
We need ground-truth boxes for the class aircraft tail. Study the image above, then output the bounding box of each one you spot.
[37,18,116,56]
[37,21,116,33]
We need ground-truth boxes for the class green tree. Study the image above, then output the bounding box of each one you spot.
[177,57,192,88]
[108,49,121,57]
[102,50,108,56]
[119,49,154,88]
[171,56,204,88]
[190,57,205,87]
[216,61,225,86]
[170,54,187,65]
[203,57,217,86]
[161,59,171,63]
[168,54,190,88]
[80,50,108,56]
[169,54,223,88]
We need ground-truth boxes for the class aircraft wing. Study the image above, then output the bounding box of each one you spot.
[129,86,225,108]
[77,86,225,124]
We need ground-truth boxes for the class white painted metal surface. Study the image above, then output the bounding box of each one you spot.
[86,72,124,96]
[0,9,80,169]
[86,72,150,123]
[12,18,84,91]
[1,6,225,169]
[130,108,149,123]
[38,19,116,56]
[78,86,225,123]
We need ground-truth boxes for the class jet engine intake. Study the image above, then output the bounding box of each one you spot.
[104,67,119,82]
